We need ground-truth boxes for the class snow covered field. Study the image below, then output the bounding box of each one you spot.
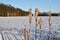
[0,16,60,40]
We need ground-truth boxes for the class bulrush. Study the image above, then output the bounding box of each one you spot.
[29,8,32,40]
[38,18,43,40]
[35,8,39,20]
[24,25,28,40]
[35,8,39,40]
[38,18,43,27]
[29,8,32,24]
[48,11,52,40]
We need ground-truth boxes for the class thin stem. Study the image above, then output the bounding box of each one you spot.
[40,25,42,40]
[35,19,37,40]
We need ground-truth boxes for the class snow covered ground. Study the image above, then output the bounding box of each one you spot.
[0,16,60,40]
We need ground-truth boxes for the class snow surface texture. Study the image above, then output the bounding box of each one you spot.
[0,16,60,40]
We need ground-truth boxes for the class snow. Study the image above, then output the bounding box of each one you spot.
[0,16,60,40]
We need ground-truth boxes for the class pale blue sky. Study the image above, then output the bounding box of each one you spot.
[0,0,60,13]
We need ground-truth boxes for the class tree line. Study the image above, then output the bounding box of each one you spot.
[0,3,60,16]
[0,3,29,16]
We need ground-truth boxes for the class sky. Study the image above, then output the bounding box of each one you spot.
[0,0,60,13]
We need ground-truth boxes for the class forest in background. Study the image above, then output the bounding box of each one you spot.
[0,3,60,16]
